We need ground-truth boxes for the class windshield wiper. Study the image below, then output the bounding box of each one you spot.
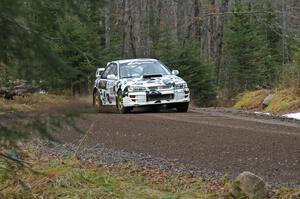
[122,76,138,79]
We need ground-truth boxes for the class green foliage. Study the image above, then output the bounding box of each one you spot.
[280,37,300,91]
[173,41,216,106]
[52,15,101,93]
[254,0,282,88]
[221,3,265,96]
[150,27,216,106]
[220,1,285,100]
[0,0,299,103]
[0,0,105,94]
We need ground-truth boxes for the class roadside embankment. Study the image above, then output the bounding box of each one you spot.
[0,94,91,114]
[1,141,299,199]
[234,89,300,119]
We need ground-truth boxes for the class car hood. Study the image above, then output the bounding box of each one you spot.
[120,75,187,87]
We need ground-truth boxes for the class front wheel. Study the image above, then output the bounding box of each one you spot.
[93,92,96,107]
[176,102,189,112]
[94,94,103,112]
[117,92,130,114]
[93,89,99,107]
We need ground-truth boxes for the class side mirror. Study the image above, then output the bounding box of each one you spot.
[96,68,105,78]
[172,70,179,76]
[107,74,117,80]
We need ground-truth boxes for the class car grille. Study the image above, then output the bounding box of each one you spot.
[147,94,174,102]
[148,85,173,90]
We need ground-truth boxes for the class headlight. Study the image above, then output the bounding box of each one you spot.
[128,86,146,92]
[175,83,188,89]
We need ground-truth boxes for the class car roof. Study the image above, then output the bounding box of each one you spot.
[114,58,158,64]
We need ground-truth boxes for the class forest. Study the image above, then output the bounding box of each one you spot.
[1,0,300,106]
[2,1,300,198]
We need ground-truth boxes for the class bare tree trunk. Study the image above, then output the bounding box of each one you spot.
[215,0,229,85]
[282,0,287,67]
[193,0,202,42]
[104,3,111,49]
[122,0,137,58]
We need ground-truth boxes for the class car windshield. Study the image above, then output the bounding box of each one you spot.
[119,61,171,79]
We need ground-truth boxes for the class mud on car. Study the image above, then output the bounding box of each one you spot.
[93,58,190,113]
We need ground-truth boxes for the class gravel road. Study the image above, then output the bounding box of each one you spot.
[50,107,300,188]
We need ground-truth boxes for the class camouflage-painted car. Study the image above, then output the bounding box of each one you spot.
[93,58,190,113]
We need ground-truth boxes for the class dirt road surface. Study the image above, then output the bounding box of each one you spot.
[55,107,300,187]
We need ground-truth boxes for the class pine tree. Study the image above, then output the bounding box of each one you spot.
[176,40,216,105]
[259,0,282,88]
[221,2,265,96]
[152,26,215,105]
[282,36,300,91]
[0,0,105,93]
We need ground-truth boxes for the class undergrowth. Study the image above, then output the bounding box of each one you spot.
[1,150,298,199]
[265,89,300,113]
[234,90,269,110]
[0,94,71,113]
[234,89,300,114]
[0,150,224,199]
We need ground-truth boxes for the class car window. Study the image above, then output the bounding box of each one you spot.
[101,63,118,79]
[119,61,170,79]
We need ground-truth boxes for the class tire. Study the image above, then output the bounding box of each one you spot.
[92,89,97,107]
[94,94,103,112]
[93,93,96,107]
[117,92,130,114]
[176,102,189,112]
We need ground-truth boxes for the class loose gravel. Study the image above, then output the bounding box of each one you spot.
[33,139,225,182]
[193,107,300,124]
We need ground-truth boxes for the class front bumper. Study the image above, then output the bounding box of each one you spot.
[123,89,190,107]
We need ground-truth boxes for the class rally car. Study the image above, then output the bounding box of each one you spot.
[93,58,190,113]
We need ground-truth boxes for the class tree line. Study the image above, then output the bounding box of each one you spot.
[1,0,300,105]
[0,0,105,95]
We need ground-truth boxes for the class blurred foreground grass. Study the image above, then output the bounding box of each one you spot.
[1,149,298,199]
[0,94,90,113]
[0,149,225,199]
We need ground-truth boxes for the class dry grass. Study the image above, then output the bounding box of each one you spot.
[0,94,71,113]
[1,148,299,199]
[0,150,225,199]
[234,89,300,114]
[265,89,300,113]
[234,90,269,110]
